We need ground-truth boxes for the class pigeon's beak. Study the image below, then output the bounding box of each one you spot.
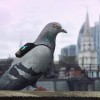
[60,28,67,33]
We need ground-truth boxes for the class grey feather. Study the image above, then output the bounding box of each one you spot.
[0,22,67,90]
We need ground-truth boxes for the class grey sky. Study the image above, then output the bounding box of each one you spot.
[0,0,100,60]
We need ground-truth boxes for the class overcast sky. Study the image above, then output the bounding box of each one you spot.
[0,0,100,61]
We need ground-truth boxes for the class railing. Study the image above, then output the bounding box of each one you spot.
[0,62,100,91]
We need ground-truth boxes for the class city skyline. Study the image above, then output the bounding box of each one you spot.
[0,0,100,60]
[77,12,100,66]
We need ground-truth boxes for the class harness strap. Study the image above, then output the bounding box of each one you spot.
[15,43,51,58]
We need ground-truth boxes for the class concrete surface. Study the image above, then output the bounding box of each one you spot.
[0,91,99,100]
[0,91,99,97]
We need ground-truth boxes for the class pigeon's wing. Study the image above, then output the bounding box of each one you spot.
[0,45,53,90]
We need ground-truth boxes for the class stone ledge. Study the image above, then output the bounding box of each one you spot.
[0,91,99,100]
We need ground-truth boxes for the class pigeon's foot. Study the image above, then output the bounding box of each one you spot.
[34,86,47,91]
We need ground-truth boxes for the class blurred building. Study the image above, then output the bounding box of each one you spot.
[91,16,100,65]
[58,67,66,78]
[78,12,97,70]
[77,14,100,66]
[76,23,85,55]
[59,44,77,65]
[61,45,76,57]
[58,45,77,78]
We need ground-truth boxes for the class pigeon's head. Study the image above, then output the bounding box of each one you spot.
[43,22,67,35]
[35,22,67,52]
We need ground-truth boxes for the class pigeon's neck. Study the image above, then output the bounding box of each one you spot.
[34,32,57,53]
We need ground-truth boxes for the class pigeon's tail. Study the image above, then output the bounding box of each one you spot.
[0,79,34,90]
[0,73,37,90]
[0,74,11,90]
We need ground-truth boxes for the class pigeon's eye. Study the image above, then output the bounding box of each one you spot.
[53,24,57,28]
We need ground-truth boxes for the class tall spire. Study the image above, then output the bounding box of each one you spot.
[84,12,91,36]
[99,14,100,22]
[19,39,22,48]
[19,33,23,48]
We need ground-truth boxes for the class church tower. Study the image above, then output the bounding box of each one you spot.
[78,12,97,70]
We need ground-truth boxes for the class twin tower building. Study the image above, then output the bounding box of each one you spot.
[77,12,100,71]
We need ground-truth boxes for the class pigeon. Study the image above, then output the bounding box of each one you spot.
[0,22,67,90]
